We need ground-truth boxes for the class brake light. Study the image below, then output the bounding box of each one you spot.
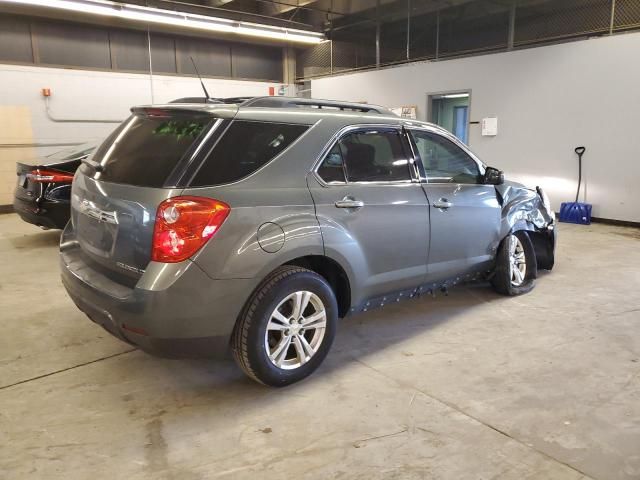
[27,168,74,183]
[143,108,171,118]
[152,196,230,263]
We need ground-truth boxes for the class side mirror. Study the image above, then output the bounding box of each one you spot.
[484,166,504,185]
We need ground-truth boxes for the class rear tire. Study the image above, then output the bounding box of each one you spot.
[232,265,338,387]
[491,231,537,296]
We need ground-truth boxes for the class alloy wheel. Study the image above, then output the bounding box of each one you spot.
[264,291,327,370]
[509,235,527,287]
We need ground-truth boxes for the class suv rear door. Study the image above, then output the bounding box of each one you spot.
[308,126,429,304]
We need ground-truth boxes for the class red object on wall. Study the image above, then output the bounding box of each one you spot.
[268,86,275,96]
[41,88,51,97]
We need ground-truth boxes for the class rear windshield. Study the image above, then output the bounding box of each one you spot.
[82,111,212,187]
[190,120,309,186]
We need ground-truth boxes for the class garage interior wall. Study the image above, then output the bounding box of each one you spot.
[0,64,282,206]
[0,13,287,207]
[311,31,640,224]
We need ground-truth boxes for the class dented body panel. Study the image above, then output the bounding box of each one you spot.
[497,180,554,232]
[496,180,557,269]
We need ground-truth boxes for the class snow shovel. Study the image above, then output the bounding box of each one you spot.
[559,146,592,224]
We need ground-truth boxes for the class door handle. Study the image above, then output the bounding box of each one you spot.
[433,198,453,209]
[335,196,364,209]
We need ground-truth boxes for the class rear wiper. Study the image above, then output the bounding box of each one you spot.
[81,158,104,172]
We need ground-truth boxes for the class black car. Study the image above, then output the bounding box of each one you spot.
[14,143,96,229]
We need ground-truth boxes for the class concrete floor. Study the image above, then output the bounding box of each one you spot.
[1,213,639,480]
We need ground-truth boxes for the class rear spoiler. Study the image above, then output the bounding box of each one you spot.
[131,105,238,119]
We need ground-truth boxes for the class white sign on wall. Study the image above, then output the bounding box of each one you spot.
[481,117,498,136]
[390,106,417,119]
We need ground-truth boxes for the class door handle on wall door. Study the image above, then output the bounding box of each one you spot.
[433,198,453,209]
[335,196,364,209]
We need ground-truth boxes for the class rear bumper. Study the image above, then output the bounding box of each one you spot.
[13,195,70,229]
[60,239,256,358]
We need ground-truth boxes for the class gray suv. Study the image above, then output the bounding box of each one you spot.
[60,97,556,386]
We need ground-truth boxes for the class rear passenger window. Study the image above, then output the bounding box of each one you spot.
[340,130,411,182]
[191,120,308,186]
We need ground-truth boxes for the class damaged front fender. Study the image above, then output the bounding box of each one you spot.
[495,180,557,270]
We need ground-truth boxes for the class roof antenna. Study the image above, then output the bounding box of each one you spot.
[190,56,211,102]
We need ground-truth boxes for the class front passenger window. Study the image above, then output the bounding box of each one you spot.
[410,130,481,184]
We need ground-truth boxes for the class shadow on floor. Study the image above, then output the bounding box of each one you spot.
[8,229,61,249]
[103,281,511,408]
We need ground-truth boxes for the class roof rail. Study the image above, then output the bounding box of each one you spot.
[240,97,393,115]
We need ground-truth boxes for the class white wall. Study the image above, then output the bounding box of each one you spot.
[312,33,640,223]
[0,64,281,204]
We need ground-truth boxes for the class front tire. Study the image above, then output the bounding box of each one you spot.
[232,265,338,387]
[491,231,537,296]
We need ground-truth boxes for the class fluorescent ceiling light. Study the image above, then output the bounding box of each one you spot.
[0,0,325,44]
[440,93,469,99]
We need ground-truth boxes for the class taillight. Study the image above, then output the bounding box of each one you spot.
[27,168,74,183]
[151,196,230,263]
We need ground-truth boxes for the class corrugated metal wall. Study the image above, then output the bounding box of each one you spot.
[297,0,640,81]
[0,14,283,82]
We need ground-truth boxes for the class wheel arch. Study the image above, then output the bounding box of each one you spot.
[283,255,352,318]
[525,230,556,270]
[506,222,555,271]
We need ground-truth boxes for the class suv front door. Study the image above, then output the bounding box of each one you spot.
[408,128,501,283]
[308,126,430,306]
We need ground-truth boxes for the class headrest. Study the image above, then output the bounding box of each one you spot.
[343,142,375,172]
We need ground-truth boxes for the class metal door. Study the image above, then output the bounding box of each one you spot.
[308,126,430,303]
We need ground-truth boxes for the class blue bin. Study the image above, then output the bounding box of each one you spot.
[559,202,592,225]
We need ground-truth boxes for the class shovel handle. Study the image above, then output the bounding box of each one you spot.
[574,146,585,202]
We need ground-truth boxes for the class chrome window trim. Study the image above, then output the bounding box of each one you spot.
[405,124,487,185]
[402,126,424,181]
[312,123,420,187]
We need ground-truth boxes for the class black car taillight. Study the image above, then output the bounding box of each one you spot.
[27,169,74,183]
